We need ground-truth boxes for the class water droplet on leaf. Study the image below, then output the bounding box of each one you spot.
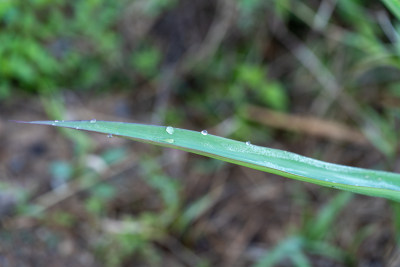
[166,126,174,135]
[54,120,59,123]
[90,119,96,123]
[165,139,174,144]
[201,130,208,135]
[107,134,113,138]
[246,141,251,145]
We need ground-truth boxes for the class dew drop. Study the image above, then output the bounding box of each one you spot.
[165,139,174,144]
[54,120,59,123]
[75,127,80,130]
[90,119,96,123]
[201,130,208,136]
[166,126,174,135]
[51,122,55,126]
[107,133,113,138]
[246,141,251,146]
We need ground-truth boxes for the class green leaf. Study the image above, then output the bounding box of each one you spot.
[18,120,400,202]
[253,236,303,267]
[175,192,216,231]
[260,82,289,111]
[382,0,400,21]
[305,192,353,240]
[131,46,161,77]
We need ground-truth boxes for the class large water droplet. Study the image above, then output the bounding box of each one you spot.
[166,126,174,135]
[201,130,208,136]
[246,141,251,146]
[90,119,96,123]
[107,133,113,138]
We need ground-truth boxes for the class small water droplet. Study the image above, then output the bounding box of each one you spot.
[246,141,251,145]
[54,120,59,123]
[166,126,174,135]
[51,123,55,126]
[75,127,80,130]
[165,139,174,144]
[90,119,96,123]
[201,130,208,135]
[107,134,113,138]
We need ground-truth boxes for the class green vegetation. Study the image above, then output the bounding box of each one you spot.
[254,192,354,267]
[3,0,400,266]
[20,120,400,202]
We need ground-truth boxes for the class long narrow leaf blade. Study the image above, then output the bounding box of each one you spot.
[18,120,400,201]
[382,0,400,21]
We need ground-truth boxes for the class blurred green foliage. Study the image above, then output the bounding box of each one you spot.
[0,0,187,99]
[382,0,400,21]
[0,0,128,98]
[254,192,354,267]
[131,44,162,78]
[236,64,289,111]
[95,157,214,266]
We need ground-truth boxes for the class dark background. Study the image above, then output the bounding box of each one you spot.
[1,0,400,266]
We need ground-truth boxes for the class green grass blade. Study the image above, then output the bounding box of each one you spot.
[18,120,400,202]
[305,192,353,240]
[382,0,400,21]
[253,237,303,267]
